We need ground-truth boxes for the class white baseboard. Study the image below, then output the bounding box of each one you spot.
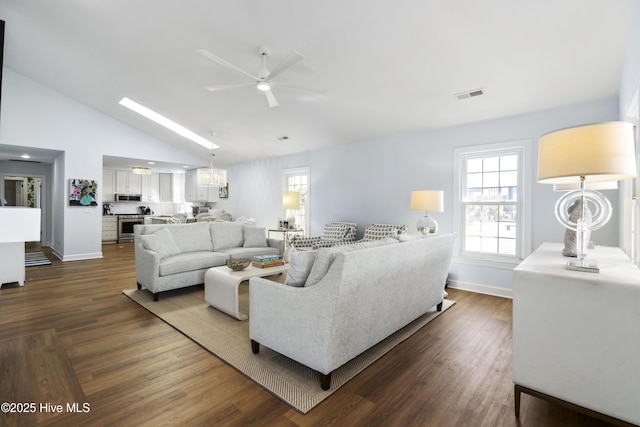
[447,279,513,299]
[57,251,104,262]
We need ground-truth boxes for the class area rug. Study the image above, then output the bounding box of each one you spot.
[25,251,51,267]
[123,284,455,413]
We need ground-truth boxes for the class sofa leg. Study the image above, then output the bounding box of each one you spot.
[437,301,443,312]
[153,292,159,302]
[251,340,260,354]
[320,372,332,390]
[137,282,142,290]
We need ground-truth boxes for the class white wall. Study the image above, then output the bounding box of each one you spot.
[0,68,206,260]
[227,98,620,295]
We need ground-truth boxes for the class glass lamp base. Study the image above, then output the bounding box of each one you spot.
[417,215,438,235]
[566,258,599,273]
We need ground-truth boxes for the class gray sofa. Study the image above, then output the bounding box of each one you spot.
[134,222,283,301]
[249,232,456,389]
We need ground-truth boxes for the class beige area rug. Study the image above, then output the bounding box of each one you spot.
[123,283,455,413]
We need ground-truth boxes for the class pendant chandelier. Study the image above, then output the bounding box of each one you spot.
[197,153,227,187]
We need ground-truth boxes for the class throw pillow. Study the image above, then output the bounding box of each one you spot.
[304,237,399,287]
[211,222,244,251]
[243,225,268,248]
[284,248,317,287]
[138,227,182,259]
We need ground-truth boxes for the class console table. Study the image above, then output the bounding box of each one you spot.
[513,243,640,426]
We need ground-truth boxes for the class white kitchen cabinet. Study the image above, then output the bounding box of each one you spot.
[115,170,142,194]
[140,174,151,202]
[159,173,172,202]
[102,216,118,243]
[102,169,115,202]
[185,169,198,201]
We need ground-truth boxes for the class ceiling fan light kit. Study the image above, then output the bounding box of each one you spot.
[199,46,306,108]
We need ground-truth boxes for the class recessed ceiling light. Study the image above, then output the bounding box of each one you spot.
[119,97,219,150]
[20,154,31,159]
[182,165,190,169]
[147,161,155,165]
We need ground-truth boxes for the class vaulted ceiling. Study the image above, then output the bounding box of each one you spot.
[0,0,633,169]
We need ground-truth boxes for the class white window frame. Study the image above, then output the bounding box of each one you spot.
[282,167,310,235]
[453,140,532,268]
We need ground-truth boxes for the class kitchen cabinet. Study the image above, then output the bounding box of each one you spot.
[144,173,173,203]
[103,169,115,202]
[159,173,172,202]
[185,169,217,201]
[115,170,142,194]
[140,174,151,202]
[102,216,118,243]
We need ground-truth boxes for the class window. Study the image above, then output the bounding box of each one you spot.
[283,167,310,234]
[454,141,531,265]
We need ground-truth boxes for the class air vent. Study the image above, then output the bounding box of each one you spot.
[454,88,484,101]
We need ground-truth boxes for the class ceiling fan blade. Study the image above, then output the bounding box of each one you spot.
[198,49,259,81]
[265,90,279,108]
[204,83,253,92]
[266,50,304,80]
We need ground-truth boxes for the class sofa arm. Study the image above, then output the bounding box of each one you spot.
[249,276,339,374]
[134,241,161,290]
[266,238,284,255]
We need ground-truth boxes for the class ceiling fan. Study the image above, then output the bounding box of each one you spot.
[198,47,306,108]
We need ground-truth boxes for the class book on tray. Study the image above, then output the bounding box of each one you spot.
[251,254,283,262]
[251,254,284,268]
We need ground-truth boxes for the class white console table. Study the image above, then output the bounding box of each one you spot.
[0,207,41,287]
[513,243,640,426]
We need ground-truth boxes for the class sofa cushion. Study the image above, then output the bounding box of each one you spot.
[305,237,399,287]
[243,225,268,248]
[211,222,244,251]
[138,227,182,259]
[167,222,213,252]
[285,248,318,287]
[159,251,228,276]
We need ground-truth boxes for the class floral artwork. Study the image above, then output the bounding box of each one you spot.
[69,178,98,206]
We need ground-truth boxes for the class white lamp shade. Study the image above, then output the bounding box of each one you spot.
[410,190,444,212]
[282,191,300,210]
[538,121,637,184]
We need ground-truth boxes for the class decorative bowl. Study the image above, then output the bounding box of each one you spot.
[226,257,251,271]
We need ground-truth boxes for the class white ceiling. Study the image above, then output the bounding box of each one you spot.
[0,0,633,170]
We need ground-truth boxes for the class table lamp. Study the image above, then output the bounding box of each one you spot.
[282,191,300,229]
[410,190,444,234]
[538,121,637,272]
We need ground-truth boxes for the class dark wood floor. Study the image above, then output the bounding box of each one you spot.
[0,243,619,427]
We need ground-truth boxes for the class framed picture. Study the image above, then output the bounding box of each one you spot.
[219,183,229,198]
[69,178,98,206]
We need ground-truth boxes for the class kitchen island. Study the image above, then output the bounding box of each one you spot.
[0,207,41,287]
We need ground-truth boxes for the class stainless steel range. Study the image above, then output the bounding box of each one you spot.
[118,214,144,243]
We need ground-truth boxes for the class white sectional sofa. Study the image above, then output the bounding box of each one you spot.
[249,232,456,389]
[134,222,283,301]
